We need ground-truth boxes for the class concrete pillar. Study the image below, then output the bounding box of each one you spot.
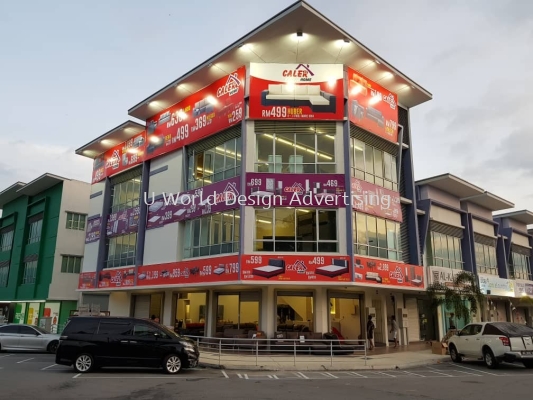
[108,291,131,317]
[162,289,173,328]
[314,287,328,334]
[260,286,275,336]
[206,289,216,336]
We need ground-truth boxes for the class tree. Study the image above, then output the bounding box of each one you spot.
[426,271,487,325]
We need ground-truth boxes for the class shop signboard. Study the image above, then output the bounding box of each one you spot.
[478,274,515,297]
[91,131,146,184]
[98,267,136,289]
[106,206,140,237]
[85,215,101,244]
[146,177,240,230]
[347,67,399,143]
[243,173,346,208]
[353,256,425,289]
[240,254,351,282]
[249,63,344,121]
[136,255,240,286]
[350,178,402,222]
[78,272,97,289]
[427,266,474,290]
[144,66,245,161]
[514,279,533,298]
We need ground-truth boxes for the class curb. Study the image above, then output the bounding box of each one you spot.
[199,358,449,372]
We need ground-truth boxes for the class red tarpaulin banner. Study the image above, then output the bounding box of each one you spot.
[353,256,425,289]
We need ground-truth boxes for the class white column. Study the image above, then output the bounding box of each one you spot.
[162,289,174,328]
[108,291,131,316]
[315,287,329,335]
[206,289,216,336]
[261,286,276,336]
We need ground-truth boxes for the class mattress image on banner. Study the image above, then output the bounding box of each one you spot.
[249,63,344,120]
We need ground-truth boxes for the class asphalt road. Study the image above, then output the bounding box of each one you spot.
[1,352,532,400]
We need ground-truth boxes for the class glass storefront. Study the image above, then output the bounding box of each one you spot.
[216,292,260,332]
[175,292,207,335]
[276,291,314,332]
[329,293,363,340]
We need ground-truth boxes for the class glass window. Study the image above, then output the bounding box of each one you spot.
[255,208,338,253]
[61,256,83,273]
[510,252,531,280]
[183,210,240,258]
[0,325,19,334]
[97,321,132,335]
[110,176,142,213]
[276,293,313,330]
[430,232,463,270]
[351,139,397,191]
[66,213,87,230]
[132,324,164,337]
[22,260,38,284]
[0,228,14,252]
[28,218,43,244]
[353,212,401,261]
[0,265,9,287]
[475,242,497,275]
[188,137,242,189]
[255,130,335,174]
[175,292,207,333]
[106,233,137,268]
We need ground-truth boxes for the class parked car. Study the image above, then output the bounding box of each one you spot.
[0,324,60,353]
[55,316,199,374]
[447,321,533,369]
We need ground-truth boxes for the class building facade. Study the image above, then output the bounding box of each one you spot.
[0,174,90,331]
[76,1,432,346]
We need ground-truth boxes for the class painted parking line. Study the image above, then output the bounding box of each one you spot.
[347,371,368,378]
[41,364,58,370]
[453,364,509,376]
[295,372,309,379]
[402,370,426,378]
[17,358,34,364]
[221,371,229,378]
[0,354,13,359]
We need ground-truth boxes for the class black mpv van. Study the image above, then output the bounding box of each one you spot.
[55,317,199,374]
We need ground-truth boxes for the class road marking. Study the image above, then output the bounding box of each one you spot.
[70,375,215,379]
[41,364,58,370]
[322,372,338,378]
[348,371,367,378]
[273,375,279,379]
[403,370,426,378]
[448,369,482,376]
[73,373,81,379]
[237,373,243,379]
[296,372,309,379]
[0,354,13,359]
[425,367,453,377]
[221,371,229,379]
[453,364,507,376]
[244,374,249,380]
[375,371,396,378]
[17,358,34,364]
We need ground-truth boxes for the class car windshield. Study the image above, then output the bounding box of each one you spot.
[148,321,182,339]
[31,326,51,334]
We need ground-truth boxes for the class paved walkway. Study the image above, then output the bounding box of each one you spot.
[199,343,449,371]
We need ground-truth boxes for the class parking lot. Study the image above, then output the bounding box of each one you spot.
[1,352,533,400]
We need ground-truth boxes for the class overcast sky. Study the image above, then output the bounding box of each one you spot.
[1,0,532,212]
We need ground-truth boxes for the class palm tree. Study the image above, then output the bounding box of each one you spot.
[426,270,487,325]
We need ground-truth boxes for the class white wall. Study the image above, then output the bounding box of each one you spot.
[472,218,496,237]
[81,242,98,273]
[144,222,180,265]
[334,122,344,173]
[430,205,462,227]
[148,149,183,195]
[108,291,131,316]
[461,201,493,220]
[49,180,91,300]
[513,232,530,248]
[89,180,106,216]
[80,180,106,274]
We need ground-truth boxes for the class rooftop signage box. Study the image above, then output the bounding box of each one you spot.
[347,67,399,143]
[249,63,344,121]
[478,274,514,297]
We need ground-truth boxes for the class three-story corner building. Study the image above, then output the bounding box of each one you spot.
[415,174,516,340]
[76,1,433,346]
[0,174,90,331]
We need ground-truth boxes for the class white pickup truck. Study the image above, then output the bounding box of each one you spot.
[447,322,533,369]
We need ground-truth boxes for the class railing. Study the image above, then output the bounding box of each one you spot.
[184,335,368,368]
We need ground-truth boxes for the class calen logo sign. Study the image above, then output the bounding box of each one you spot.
[284,183,304,194]
[282,64,315,81]
[106,150,120,170]
[287,260,307,274]
[217,72,241,97]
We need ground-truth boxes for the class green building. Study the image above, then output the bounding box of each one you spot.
[0,173,90,332]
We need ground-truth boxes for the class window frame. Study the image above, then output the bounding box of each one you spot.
[353,212,401,261]
[475,242,498,275]
[0,265,9,287]
[430,231,463,270]
[0,228,14,252]
[350,139,398,191]
[22,260,38,284]
[61,255,83,273]
[27,218,43,244]
[110,176,142,214]
[66,212,87,231]
[105,232,137,269]
[254,208,338,253]
[510,251,531,281]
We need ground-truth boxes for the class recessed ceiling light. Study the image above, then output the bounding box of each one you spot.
[292,31,308,42]
[375,59,381,64]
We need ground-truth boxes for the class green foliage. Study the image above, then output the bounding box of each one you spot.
[426,271,486,324]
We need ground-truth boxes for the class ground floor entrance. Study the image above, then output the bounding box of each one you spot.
[0,300,77,332]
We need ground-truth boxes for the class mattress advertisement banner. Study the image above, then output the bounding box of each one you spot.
[244,173,346,208]
[144,66,246,161]
[347,67,399,143]
[98,267,136,289]
[91,131,146,184]
[351,178,402,223]
[78,272,97,289]
[85,215,102,244]
[146,177,241,229]
[106,206,140,237]
[240,254,351,282]
[353,256,425,289]
[249,63,344,121]
[137,255,240,286]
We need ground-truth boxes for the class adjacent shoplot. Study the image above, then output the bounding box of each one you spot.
[72,0,533,347]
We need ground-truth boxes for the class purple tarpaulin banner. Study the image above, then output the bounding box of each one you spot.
[146,176,241,230]
[106,206,140,237]
[244,173,346,208]
[85,215,102,244]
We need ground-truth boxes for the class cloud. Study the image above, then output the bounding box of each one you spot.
[0,139,92,190]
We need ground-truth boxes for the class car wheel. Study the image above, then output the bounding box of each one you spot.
[47,341,59,354]
[163,354,183,374]
[483,349,499,369]
[449,345,462,363]
[523,361,533,369]
[74,353,94,373]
